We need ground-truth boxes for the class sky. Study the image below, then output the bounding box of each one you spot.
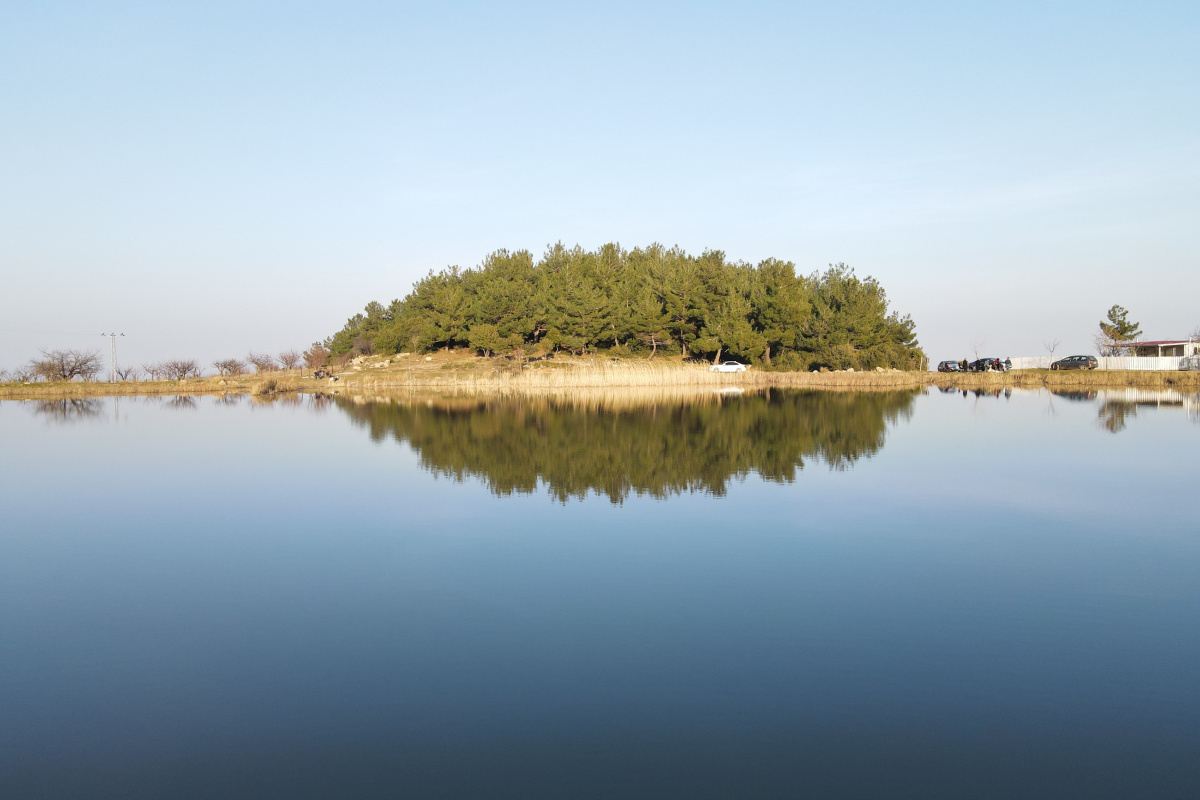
[1,0,1197,371]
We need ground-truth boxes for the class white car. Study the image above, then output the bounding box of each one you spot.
[709,361,748,373]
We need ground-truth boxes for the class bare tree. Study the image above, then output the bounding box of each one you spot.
[277,349,302,370]
[160,359,202,380]
[115,364,142,381]
[304,344,330,369]
[29,349,103,382]
[212,358,247,377]
[1043,338,1061,368]
[246,352,277,373]
[143,362,165,381]
[1092,331,1115,357]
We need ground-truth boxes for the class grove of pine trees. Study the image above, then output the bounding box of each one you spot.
[324,243,925,371]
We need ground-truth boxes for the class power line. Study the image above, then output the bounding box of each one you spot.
[0,326,111,337]
[101,333,124,382]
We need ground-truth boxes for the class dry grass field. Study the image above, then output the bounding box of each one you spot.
[0,373,301,400]
[2,348,1197,400]
[320,351,929,392]
[934,368,1200,391]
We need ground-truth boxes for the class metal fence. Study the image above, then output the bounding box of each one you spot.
[1098,356,1182,371]
[1004,356,1185,371]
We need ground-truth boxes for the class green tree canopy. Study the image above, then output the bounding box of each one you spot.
[325,244,925,371]
[1098,304,1142,355]
[1099,304,1141,342]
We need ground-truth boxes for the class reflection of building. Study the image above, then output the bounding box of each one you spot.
[1122,339,1199,357]
[1100,388,1187,406]
[1093,388,1200,432]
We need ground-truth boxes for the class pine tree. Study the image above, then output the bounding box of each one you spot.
[1098,305,1141,354]
[324,244,925,369]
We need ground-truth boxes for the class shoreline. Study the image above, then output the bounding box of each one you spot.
[3,361,1199,401]
[931,369,1200,391]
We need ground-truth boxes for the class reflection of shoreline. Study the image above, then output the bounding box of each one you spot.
[333,389,919,503]
[330,383,923,414]
[933,384,1200,433]
[1091,387,1199,407]
[6,363,1198,403]
[1085,388,1200,432]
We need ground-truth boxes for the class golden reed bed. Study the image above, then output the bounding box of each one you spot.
[3,358,1198,400]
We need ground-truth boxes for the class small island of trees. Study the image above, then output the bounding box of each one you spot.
[324,243,925,371]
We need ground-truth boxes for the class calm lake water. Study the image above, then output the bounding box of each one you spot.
[2,387,1198,799]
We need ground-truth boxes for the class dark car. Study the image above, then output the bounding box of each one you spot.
[1050,355,1098,371]
[937,360,964,373]
[968,357,1012,373]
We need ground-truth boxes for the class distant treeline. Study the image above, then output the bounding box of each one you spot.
[325,243,925,371]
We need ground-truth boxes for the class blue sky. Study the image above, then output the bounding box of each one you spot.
[1,1,1197,369]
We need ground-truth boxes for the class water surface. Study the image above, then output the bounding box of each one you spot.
[2,387,1197,798]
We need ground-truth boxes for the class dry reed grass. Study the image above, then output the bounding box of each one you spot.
[0,369,303,400]
[0,378,242,400]
[936,369,1200,391]
[4,356,1196,402]
[251,378,298,396]
[333,360,931,393]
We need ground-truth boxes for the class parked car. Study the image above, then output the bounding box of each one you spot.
[937,360,963,373]
[709,361,748,373]
[1050,355,1098,371]
[968,358,1012,373]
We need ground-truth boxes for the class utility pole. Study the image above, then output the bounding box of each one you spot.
[101,333,124,382]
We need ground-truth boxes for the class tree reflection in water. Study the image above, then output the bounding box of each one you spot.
[31,398,103,423]
[164,395,198,411]
[334,388,918,503]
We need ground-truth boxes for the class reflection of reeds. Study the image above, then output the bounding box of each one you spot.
[336,383,924,414]
[346,386,746,412]
[250,390,305,407]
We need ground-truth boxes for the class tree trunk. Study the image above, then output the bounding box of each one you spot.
[713,348,722,365]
